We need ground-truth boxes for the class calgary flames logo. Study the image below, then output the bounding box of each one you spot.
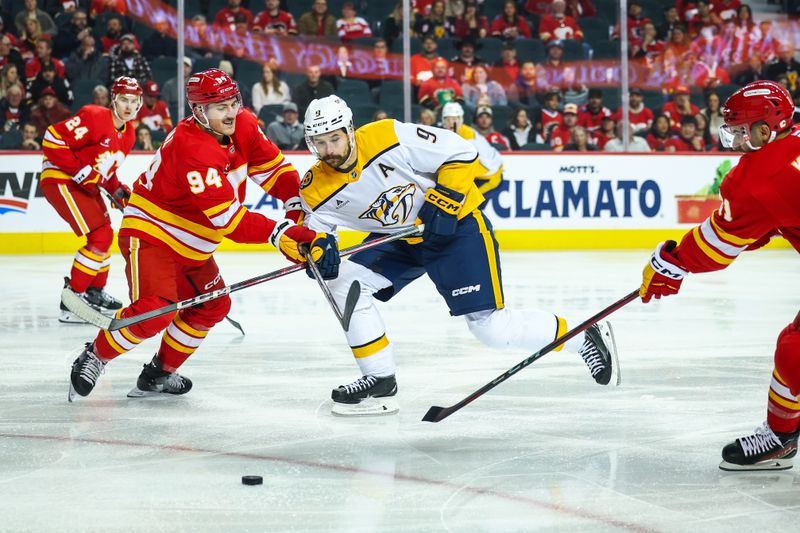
[359,184,416,226]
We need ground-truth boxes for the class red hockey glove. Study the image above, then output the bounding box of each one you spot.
[269,219,338,274]
[100,173,131,209]
[111,183,131,209]
[640,240,688,303]
[283,195,303,223]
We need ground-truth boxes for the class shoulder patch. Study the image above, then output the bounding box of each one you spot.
[301,170,313,189]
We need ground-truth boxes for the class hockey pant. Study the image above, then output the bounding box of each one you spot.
[92,236,230,371]
[42,180,113,293]
[327,260,583,378]
[767,310,800,433]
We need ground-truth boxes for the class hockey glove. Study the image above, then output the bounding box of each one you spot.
[640,240,688,303]
[269,220,340,279]
[304,233,340,280]
[100,173,131,209]
[72,164,95,185]
[417,184,464,244]
[283,196,303,223]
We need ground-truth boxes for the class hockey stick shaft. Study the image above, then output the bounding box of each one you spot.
[421,288,640,423]
[305,250,360,332]
[305,249,345,322]
[95,225,421,331]
[99,186,124,211]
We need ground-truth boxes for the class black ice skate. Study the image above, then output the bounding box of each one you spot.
[127,356,193,398]
[59,278,122,323]
[331,375,398,416]
[720,421,799,471]
[85,286,123,312]
[68,343,106,402]
[578,321,620,386]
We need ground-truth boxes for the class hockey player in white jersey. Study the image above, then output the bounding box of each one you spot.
[300,95,620,415]
[440,101,504,197]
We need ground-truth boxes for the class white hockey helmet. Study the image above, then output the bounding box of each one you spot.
[304,95,355,160]
[441,101,464,119]
[441,101,464,131]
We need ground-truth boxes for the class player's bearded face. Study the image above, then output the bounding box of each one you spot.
[206,98,239,136]
[311,130,351,168]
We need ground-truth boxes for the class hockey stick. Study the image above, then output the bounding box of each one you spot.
[61,225,423,331]
[182,273,246,336]
[421,288,640,423]
[98,186,125,211]
[305,247,360,331]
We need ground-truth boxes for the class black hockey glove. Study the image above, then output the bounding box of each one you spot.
[304,233,340,280]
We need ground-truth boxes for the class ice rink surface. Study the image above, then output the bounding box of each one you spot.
[1,249,800,532]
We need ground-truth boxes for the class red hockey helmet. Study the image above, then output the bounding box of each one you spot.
[110,76,143,120]
[111,76,143,98]
[186,68,240,107]
[720,80,794,150]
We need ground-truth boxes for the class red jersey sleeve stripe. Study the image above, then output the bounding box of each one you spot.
[709,212,757,246]
[690,226,735,266]
[698,218,748,258]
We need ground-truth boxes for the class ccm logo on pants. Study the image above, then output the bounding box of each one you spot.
[452,284,481,296]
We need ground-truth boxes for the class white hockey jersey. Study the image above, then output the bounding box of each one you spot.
[300,119,488,234]
[456,123,503,194]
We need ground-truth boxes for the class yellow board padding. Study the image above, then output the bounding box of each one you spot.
[0,229,792,254]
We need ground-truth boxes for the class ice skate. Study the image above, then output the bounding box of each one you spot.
[331,375,399,416]
[68,343,106,402]
[719,421,799,471]
[59,278,122,323]
[578,321,620,386]
[127,355,193,397]
[84,286,123,313]
[59,301,90,324]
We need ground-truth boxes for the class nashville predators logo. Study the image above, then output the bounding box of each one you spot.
[359,184,416,226]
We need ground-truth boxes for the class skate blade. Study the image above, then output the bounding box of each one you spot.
[601,320,621,387]
[331,397,399,417]
[68,382,77,402]
[719,458,794,472]
[126,387,162,398]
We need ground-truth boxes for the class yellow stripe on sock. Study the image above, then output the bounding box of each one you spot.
[351,334,389,359]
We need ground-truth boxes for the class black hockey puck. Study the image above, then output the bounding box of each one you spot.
[242,475,263,486]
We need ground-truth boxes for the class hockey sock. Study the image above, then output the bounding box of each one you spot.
[767,320,800,433]
[92,296,177,361]
[157,313,210,372]
[465,308,582,352]
[69,225,113,293]
[93,317,144,361]
[89,253,112,289]
[351,333,395,377]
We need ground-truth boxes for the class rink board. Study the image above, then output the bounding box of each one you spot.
[1,151,783,253]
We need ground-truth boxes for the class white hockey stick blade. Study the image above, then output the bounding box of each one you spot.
[61,287,112,329]
[331,397,399,416]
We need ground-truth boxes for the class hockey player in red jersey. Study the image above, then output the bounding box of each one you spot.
[42,76,141,323]
[67,68,339,401]
[640,80,800,471]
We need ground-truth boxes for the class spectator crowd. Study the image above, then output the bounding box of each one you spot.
[0,0,796,151]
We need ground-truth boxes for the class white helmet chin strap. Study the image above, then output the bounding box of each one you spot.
[745,130,776,151]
